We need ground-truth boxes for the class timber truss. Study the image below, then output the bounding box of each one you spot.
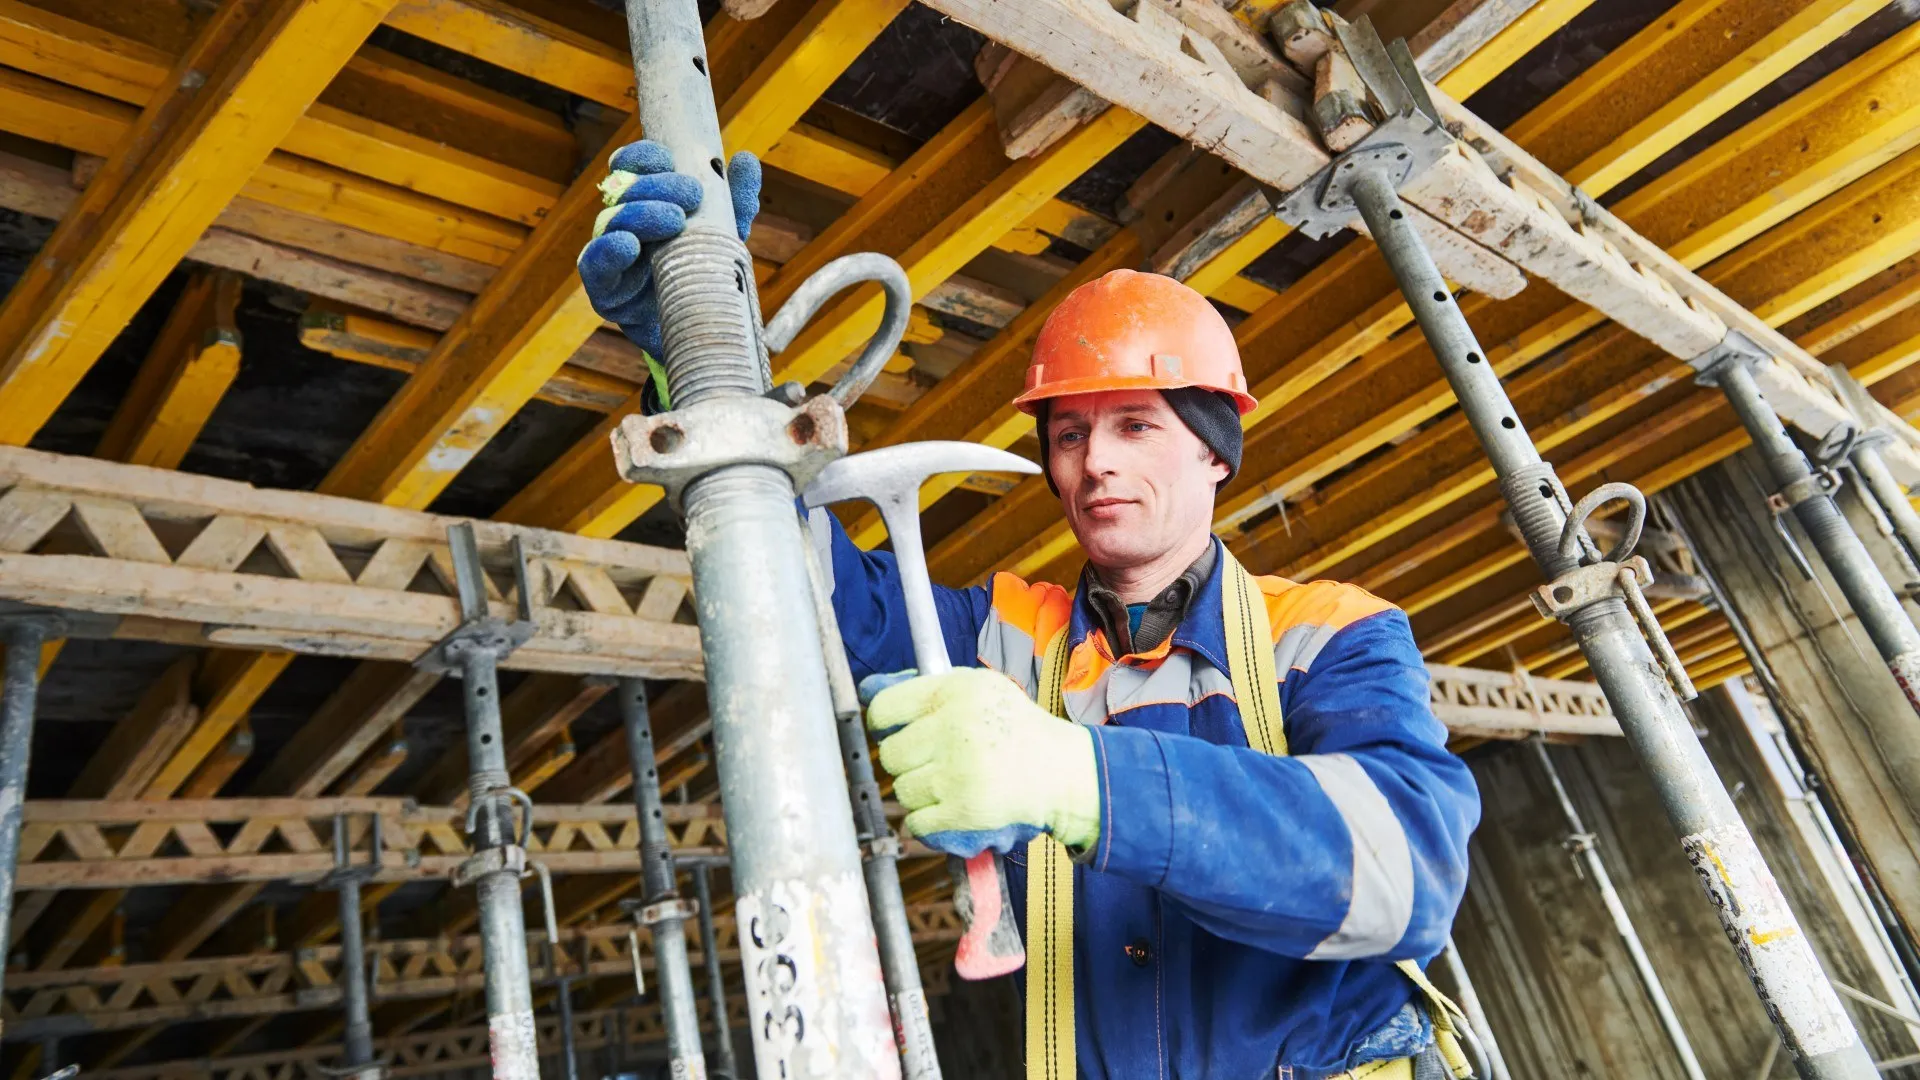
[0,447,702,678]
[82,1000,756,1080]
[12,798,932,892]
[4,902,963,1039]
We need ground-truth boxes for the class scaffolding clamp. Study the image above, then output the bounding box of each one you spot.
[621,895,699,928]
[1528,482,1698,701]
[452,786,534,888]
[612,391,849,510]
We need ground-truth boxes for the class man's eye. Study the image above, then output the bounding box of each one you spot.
[1056,431,1085,445]
[1126,421,1153,433]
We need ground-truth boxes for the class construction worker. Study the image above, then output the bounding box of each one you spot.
[583,143,1481,1079]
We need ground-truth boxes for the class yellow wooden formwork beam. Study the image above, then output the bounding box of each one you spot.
[95,271,244,470]
[0,0,395,446]
[388,0,1082,260]
[1434,0,1600,99]
[1565,0,1885,193]
[1615,19,1920,268]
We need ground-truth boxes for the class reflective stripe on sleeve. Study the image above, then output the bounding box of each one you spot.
[1299,753,1415,960]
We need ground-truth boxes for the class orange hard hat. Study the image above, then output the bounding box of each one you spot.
[1014,268,1256,415]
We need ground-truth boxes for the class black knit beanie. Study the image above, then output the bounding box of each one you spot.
[1034,387,1243,494]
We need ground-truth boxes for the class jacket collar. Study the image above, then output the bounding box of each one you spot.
[1069,537,1232,671]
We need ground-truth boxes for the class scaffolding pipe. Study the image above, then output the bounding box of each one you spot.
[1438,937,1511,1080]
[803,510,941,1079]
[332,825,378,1079]
[619,678,704,1078]
[1530,737,1707,1080]
[1850,443,1920,581]
[0,618,46,1014]
[618,1,897,1076]
[458,642,539,1080]
[692,866,739,1080]
[1345,163,1876,1079]
[1710,360,1920,719]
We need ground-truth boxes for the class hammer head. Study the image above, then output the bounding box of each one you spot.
[801,441,1040,513]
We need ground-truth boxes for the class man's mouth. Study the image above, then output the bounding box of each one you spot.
[1081,497,1134,516]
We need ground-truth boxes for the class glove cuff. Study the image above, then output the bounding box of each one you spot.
[1047,723,1102,851]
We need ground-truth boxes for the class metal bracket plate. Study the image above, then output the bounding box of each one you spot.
[416,524,536,674]
[1688,328,1770,386]
[1268,119,1455,239]
[611,392,848,509]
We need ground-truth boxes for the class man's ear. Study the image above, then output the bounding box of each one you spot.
[1203,445,1230,484]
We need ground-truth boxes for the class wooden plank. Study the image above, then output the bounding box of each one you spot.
[0,0,394,445]
[94,270,244,469]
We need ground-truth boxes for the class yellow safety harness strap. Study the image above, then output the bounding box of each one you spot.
[1022,551,1472,1078]
[1025,627,1075,1080]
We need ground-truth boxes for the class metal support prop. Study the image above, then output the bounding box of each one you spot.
[1278,92,1876,1070]
[0,614,50,1037]
[1849,444,1920,580]
[802,512,941,1078]
[1437,938,1510,1080]
[618,678,705,1079]
[1531,738,1707,1080]
[692,865,739,1080]
[327,814,384,1080]
[615,1,901,1075]
[423,523,540,1080]
[1699,350,1920,718]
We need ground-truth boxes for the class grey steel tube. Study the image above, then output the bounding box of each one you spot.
[1438,937,1510,1080]
[1714,361,1920,717]
[1531,738,1706,1080]
[1348,165,1875,1079]
[555,975,578,1080]
[620,1,897,1074]
[460,647,539,1080]
[692,866,739,1080]
[0,618,45,1013]
[619,678,704,1078]
[1850,443,1920,582]
[334,870,376,1074]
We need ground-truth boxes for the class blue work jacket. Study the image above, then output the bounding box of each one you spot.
[825,528,1480,1079]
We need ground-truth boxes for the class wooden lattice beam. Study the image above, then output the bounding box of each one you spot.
[0,446,700,678]
[2,901,962,1038]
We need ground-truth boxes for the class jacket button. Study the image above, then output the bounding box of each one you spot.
[1125,938,1151,967]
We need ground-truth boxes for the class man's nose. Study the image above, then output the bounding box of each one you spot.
[1079,427,1121,476]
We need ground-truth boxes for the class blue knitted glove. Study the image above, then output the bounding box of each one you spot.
[577,140,762,398]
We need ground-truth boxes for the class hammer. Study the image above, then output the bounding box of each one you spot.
[803,442,1041,981]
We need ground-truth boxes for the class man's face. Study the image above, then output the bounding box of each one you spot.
[1046,390,1229,570]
